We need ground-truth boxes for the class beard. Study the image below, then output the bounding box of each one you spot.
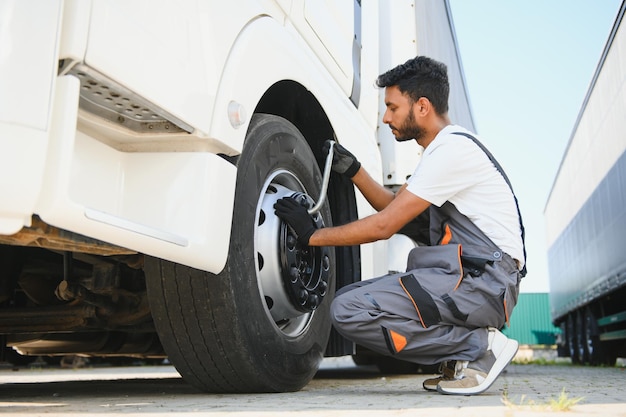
[391,110,426,142]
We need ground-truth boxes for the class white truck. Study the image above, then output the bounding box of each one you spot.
[545,2,626,367]
[0,0,473,392]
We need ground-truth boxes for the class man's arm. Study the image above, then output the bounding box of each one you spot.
[350,167,409,212]
[274,140,426,247]
[308,187,430,246]
[327,140,408,212]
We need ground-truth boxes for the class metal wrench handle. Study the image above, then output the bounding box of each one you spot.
[308,140,335,214]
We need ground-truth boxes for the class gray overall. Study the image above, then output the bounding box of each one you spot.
[330,133,525,365]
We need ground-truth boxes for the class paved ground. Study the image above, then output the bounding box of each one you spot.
[0,357,625,416]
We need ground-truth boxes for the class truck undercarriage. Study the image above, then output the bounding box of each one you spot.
[0,218,164,359]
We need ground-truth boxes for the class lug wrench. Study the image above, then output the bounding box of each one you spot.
[308,140,335,215]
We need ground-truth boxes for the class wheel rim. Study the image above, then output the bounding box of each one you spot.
[254,169,331,338]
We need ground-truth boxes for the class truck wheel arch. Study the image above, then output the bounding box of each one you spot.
[255,80,361,293]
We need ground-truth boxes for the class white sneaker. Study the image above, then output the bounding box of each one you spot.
[422,361,461,391]
[437,328,518,395]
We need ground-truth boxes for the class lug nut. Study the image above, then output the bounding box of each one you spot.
[298,289,309,305]
[322,255,330,271]
[298,195,310,209]
[307,294,320,310]
[290,267,300,283]
[317,280,328,296]
[286,235,297,250]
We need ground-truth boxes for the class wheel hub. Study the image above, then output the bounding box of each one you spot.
[278,192,330,313]
[256,179,331,325]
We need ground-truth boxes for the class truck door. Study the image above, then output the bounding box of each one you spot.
[280,0,359,99]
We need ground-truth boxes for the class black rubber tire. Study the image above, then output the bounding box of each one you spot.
[352,346,430,374]
[419,363,441,374]
[584,307,618,366]
[351,354,375,366]
[145,114,335,393]
[374,356,419,374]
[566,313,580,364]
[584,307,601,365]
[575,309,589,364]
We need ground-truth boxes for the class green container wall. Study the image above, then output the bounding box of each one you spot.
[502,293,560,345]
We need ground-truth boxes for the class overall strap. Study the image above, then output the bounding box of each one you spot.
[452,131,527,277]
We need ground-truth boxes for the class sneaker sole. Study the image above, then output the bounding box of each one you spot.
[436,339,519,395]
[422,383,438,391]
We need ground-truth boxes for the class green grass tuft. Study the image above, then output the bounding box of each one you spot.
[502,388,584,412]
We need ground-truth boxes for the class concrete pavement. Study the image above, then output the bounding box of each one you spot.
[0,357,624,416]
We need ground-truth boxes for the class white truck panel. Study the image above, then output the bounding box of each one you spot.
[0,0,61,131]
[377,0,474,186]
[357,0,381,130]
[304,0,354,79]
[0,0,63,233]
[377,0,421,187]
[545,19,626,248]
[58,0,90,64]
[36,76,236,272]
[286,0,353,96]
[84,0,284,136]
[545,6,626,329]
[415,0,474,131]
[0,125,49,234]
[209,15,378,166]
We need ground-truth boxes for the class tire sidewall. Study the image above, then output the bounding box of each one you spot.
[225,114,335,386]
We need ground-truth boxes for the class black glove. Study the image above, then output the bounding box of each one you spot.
[273,197,317,245]
[323,140,361,178]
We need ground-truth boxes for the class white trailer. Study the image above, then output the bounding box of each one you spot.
[545,2,626,366]
[0,0,473,392]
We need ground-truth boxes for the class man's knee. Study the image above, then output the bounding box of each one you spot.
[330,288,381,337]
[329,291,364,335]
[330,293,347,329]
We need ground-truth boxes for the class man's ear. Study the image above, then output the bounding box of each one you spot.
[415,97,431,117]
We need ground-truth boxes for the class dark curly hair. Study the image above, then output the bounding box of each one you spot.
[376,56,449,115]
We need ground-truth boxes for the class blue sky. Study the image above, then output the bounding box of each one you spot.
[447,0,622,292]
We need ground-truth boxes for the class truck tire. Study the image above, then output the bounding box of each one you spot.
[145,114,335,393]
[353,348,419,374]
[353,346,437,374]
[584,307,600,365]
[575,309,589,364]
[566,314,580,364]
[375,357,419,374]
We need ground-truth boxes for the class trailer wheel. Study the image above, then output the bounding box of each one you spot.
[575,310,589,364]
[584,307,600,365]
[566,314,580,364]
[145,114,335,393]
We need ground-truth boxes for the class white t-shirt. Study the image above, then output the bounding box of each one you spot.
[406,125,525,267]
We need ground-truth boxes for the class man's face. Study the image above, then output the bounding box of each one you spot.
[382,85,426,142]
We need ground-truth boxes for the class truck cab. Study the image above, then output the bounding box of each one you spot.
[0,0,472,392]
